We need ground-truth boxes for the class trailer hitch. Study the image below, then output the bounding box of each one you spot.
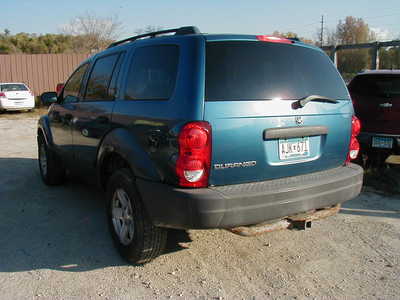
[229,204,341,237]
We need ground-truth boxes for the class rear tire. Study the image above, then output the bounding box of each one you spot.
[37,135,66,185]
[106,168,167,264]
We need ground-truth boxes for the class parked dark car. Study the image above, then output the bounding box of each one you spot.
[37,26,363,264]
[348,70,400,164]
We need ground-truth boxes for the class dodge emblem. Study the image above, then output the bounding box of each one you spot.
[295,116,303,125]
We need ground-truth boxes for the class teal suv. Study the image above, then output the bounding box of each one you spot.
[37,26,363,264]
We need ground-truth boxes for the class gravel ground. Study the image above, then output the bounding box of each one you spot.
[0,111,399,300]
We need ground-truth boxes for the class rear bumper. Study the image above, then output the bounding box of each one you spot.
[137,163,363,229]
[0,99,34,111]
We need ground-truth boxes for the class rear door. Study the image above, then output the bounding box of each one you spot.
[204,40,352,186]
[349,74,400,134]
[71,52,125,178]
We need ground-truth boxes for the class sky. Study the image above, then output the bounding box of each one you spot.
[2,0,400,43]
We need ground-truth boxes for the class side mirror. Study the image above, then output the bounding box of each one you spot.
[40,92,58,106]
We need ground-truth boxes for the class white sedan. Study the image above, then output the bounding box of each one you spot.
[0,83,35,112]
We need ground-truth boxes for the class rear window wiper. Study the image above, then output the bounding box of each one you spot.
[293,95,339,109]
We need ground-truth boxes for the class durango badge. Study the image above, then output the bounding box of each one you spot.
[214,161,257,170]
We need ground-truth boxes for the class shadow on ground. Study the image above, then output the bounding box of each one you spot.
[0,157,191,273]
[341,188,400,219]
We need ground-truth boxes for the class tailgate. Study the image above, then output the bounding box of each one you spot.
[205,101,352,185]
[204,40,352,186]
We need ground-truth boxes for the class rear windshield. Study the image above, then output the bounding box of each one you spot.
[0,84,28,92]
[349,75,400,97]
[205,41,348,101]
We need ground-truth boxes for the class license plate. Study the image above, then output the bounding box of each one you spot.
[372,136,393,149]
[279,137,310,160]
[14,101,24,105]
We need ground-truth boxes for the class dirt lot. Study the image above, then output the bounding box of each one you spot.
[0,111,399,300]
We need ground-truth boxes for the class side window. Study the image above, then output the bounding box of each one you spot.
[62,63,89,104]
[109,53,125,99]
[124,45,179,100]
[84,53,120,101]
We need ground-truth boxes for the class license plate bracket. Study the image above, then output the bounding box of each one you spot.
[279,137,310,160]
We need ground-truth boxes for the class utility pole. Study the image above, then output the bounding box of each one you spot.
[320,15,324,47]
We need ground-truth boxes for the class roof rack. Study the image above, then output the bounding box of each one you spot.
[108,26,201,48]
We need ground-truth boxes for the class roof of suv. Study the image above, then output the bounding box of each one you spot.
[106,25,320,53]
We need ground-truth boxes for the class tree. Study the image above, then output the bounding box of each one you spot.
[271,31,314,45]
[379,47,400,69]
[326,16,377,76]
[336,16,375,44]
[134,25,164,35]
[61,12,123,52]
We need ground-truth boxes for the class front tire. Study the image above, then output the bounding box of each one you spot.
[37,135,65,185]
[106,168,167,264]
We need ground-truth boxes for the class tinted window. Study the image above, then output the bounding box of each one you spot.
[349,75,400,97]
[63,63,89,103]
[0,84,28,92]
[84,54,120,101]
[108,53,125,99]
[125,45,179,100]
[205,41,349,101]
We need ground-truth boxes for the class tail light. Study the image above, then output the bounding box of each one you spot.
[0,92,6,98]
[56,83,64,96]
[176,121,212,188]
[346,116,361,163]
[256,35,293,44]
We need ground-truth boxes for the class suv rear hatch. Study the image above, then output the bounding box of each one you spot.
[349,73,400,134]
[203,39,352,186]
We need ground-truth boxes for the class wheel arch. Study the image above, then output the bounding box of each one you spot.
[97,128,162,189]
[37,115,53,146]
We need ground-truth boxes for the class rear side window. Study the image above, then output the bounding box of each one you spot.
[0,84,28,92]
[124,45,179,100]
[84,53,120,101]
[205,41,349,101]
[349,75,400,97]
[63,63,89,103]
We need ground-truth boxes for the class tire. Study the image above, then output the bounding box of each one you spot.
[37,135,66,185]
[106,168,167,264]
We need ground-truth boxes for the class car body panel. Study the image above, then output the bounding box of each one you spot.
[205,100,352,185]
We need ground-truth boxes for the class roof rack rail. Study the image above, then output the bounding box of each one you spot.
[108,26,201,48]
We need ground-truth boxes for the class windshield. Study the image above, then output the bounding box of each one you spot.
[349,75,400,98]
[205,41,349,101]
[0,84,28,92]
